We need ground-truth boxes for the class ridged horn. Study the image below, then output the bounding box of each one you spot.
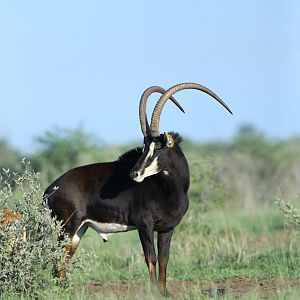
[139,86,185,137]
[150,82,233,137]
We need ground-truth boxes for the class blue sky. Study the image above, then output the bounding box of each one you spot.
[0,1,299,152]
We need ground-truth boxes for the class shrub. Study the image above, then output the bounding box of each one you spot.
[0,160,74,297]
[188,155,227,212]
[275,197,300,229]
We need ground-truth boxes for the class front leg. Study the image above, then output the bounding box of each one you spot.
[158,230,173,296]
[138,225,157,288]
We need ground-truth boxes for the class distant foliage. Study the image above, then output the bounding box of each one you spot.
[30,126,101,184]
[2,124,300,208]
[0,160,75,297]
[0,139,23,173]
[189,125,300,209]
[30,126,128,186]
[188,156,226,212]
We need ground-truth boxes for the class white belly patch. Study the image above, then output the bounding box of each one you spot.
[76,219,136,242]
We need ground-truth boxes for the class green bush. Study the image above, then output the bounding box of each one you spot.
[275,197,300,229]
[0,160,75,297]
[188,155,227,212]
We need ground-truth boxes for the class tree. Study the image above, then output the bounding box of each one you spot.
[30,126,100,184]
[0,139,23,172]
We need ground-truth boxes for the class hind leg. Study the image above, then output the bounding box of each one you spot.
[56,225,88,278]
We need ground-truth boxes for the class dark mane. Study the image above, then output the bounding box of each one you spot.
[117,147,142,162]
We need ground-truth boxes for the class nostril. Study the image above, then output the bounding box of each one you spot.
[130,171,138,179]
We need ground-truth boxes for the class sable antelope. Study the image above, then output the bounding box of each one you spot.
[44,82,232,295]
[0,209,26,252]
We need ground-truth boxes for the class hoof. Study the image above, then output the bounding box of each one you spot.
[160,289,173,298]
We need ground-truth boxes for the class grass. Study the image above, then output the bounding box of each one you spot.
[54,206,300,299]
[2,203,300,299]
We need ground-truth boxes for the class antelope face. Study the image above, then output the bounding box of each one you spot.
[134,82,232,182]
[130,133,174,183]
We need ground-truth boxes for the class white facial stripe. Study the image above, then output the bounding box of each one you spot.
[134,157,160,182]
[141,142,155,169]
[149,141,155,151]
[142,140,155,153]
[146,142,155,159]
[144,156,159,176]
[133,142,156,182]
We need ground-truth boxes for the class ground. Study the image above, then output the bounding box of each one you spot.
[89,277,300,299]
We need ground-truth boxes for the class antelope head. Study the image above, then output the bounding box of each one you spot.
[130,82,232,183]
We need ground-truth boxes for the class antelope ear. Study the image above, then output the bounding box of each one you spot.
[164,132,175,148]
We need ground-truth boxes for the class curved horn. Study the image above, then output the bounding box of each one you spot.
[150,82,233,137]
[139,86,185,137]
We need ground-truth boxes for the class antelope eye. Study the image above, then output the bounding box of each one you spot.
[155,143,162,149]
